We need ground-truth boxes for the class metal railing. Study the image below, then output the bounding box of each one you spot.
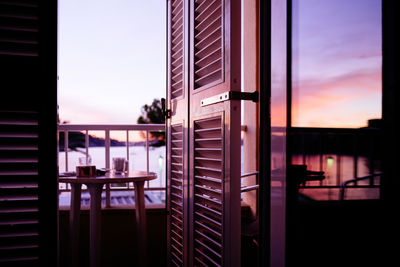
[290,127,382,200]
[58,123,165,207]
[58,124,253,206]
[241,171,259,192]
[339,172,383,201]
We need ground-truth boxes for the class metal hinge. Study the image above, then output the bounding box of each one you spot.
[200,91,259,107]
[161,98,171,119]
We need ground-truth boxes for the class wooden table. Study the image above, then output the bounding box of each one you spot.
[59,171,157,267]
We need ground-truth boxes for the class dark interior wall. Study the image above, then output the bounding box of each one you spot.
[382,0,400,201]
[382,0,400,264]
[59,208,166,267]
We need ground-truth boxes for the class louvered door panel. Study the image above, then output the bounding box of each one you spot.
[0,1,39,57]
[169,123,185,266]
[193,0,223,90]
[193,116,223,267]
[170,0,184,99]
[0,110,40,264]
[167,0,189,265]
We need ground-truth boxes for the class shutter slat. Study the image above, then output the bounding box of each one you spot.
[0,183,37,189]
[0,110,40,263]
[195,166,222,173]
[195,221,222,239]
[194,67,222,86]
[194,30,220,58]
[172,0,183,14]
[171,192,183,200]
[194,193,222,206]
[195,175,221,184]
[171,170,183,176]
[195,229,222,249]
[171,251,183,264]
[195,157,222,162]
[0,2,38,8]
[0,257,39,263]
[0,219,38,226]
[195,46,221,69]
[171,63,183,75]
[195,212,222,227]
[171,229,182,241]
[193,0,223,90]
[0,146,38,150]
[171,89,184,99]
[195,184,222,196]
[171,222,182,233]
[194,3,221,31]
[171,236,183,248]
[195,202,222,217]
[171,184,182,192]
[171,54,183,67]
[171,78,183,89]
[0,207,38,213]
[0,231,38,238]
[0,1,38,57]
[0,158,37,163]
[171,177,182,183]
[171,24,183,39]
[171,67,183,80]
[194,256,208,267]
[194,57,221,77]
[169,0,184,99]
[194,238,221,258]
[168,123,184,265]
[193,115,223,265]
[194,247,222,267]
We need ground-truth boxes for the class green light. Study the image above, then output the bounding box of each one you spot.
[327,157,334,166]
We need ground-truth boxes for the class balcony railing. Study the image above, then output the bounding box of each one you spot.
[58,124,255,207]
[58,124,166,207]
[290,127,382,200]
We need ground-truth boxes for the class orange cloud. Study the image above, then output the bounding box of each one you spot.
[292,68,381,128]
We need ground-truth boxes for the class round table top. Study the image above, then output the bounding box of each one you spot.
[58,170,157,184]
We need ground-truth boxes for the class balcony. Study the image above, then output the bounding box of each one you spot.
[57,123,167,266]
[57,123,382,266]
[57,123,259,266]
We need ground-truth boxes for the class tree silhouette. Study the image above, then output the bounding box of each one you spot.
[137,99,165,142]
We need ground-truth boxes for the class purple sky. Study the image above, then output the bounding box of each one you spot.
[58,0,166,126]
[292,0,382,127]
[58,0,382,131]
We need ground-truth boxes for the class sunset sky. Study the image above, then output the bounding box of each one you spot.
[58,0,382,131]
[57,0,166,126]
[292,0,382,127]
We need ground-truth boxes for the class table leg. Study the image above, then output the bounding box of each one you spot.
[87,184,103,267]
[134,181,147,267]
[69,183,81,267]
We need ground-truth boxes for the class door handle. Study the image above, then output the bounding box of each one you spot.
[200,91,259,107]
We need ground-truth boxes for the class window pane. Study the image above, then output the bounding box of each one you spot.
[292,0,382,128]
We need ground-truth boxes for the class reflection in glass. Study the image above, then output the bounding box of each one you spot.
[287,1,383,266]
[292,0,382,128]
[270,0,287,266]
[291,0,382,201]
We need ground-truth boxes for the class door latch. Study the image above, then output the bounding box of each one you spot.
[201,91,259,107]
[161,98,171,119]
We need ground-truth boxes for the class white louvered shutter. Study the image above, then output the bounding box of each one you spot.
[167,0,189,266]
[0,111,40,265]
[0,1,58,266]
[189,0,241,266]
[167,1,241,266]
